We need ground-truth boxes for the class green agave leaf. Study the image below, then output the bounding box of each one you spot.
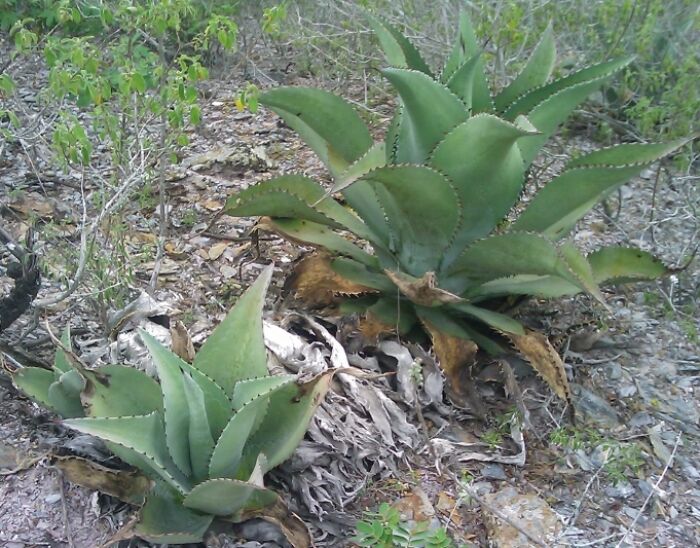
[331,257,396,292]
[182,373,215,484]
[512,139,691,238]
[430,114,537,264]
[332,141,386,194]
[53,327,72,374]
[381,68,467,163]
[12,367,56,411]
[445,53,480,108]
[231,375,296,410]
[47,370,85,418]
[259,87,372,177]
[448,302,525,335]
[177,362,232,441]
[140,331,192,478]
[194,266,272,397]
[567,139,693,168]
[208,395,269,479]
[447,233,587,295]
[517,78,626,165]
[366,13,432,75]
[264,218,379,267]
[366,297,417,335]
[467,274,581,299]
[415,306,505,356]
[224,184,340,228]
[441,11,492,112]
[135,485,213,544]
[184,478,276,516]
[240,371,334,475]
[360,165,460,276]
[559,241,606,306]
[503,56,634,120]
[588,246,668,284]
[64,412,191,494]
[494,23,556,112]
[83,364,162,417]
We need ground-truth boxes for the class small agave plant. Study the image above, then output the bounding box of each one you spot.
[223,13,693,401]
[12,267,331,543]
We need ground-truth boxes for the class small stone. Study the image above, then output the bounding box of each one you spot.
[605,481,636,499]
[481,463,508,480]
[44,493,61,504]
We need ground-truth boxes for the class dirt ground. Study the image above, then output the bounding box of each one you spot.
[1,46,699,548]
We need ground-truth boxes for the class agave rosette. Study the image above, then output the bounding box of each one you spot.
[224,13,692,399]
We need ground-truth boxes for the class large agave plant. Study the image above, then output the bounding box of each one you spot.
[224,13,692,401]
[12,267,331,544]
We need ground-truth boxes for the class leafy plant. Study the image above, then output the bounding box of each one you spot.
[223,12,693,401]
[353,502,454,548]
[12,267,332,543]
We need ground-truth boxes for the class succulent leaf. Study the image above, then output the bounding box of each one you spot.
[588,246,669,284]
[259,87,372,177]
[182,373,215,483]
[330,257,396,293]
[83,364,163,417]
[365,297,418,335]
[176,363,231,440]
[261,218,379,267]
[135,486,213,544]
[467,274,581,299]
[381,68,467,163]
[366,13,432,75]
[64,412,191,494]
[194,265,272,396]
[231,375,296,410]
[448,302,525,335]
[140,331,192,477]
[442,11,493,112]
[209,395,268,479]
[184,478,276,516]
[240,371,334,475]
[12,367,56,411]
[494,23,556,111]
[430,114,537,262]
[332,141,386,194]
[503,56,634,119]
[512,139,691,238]
[53,327,73,374]
[360,165,460,275]
[47,370,85,418]
[445,53,480,108]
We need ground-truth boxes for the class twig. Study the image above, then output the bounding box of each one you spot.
[59,471,75,548]
[614,431,682,547]
[450,468,547,548]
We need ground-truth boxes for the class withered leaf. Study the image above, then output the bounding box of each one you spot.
[170,320,195,363]
[286,253,376,308]
[55,455,152,505]
[508,330,571,403]
[422,321,478,392]
[384,270,461,307]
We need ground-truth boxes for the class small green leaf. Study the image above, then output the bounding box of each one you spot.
[135,486,213,544]
[260,87,372,177]
[588,246,668,284]
[140,331,192,478]
[184,478,275,516]
[182,373,214,483]
[381,68,467,163]
[494,23,556,111]
[366,13,432,76]
[12,367,56,411]
[194,266,272,396]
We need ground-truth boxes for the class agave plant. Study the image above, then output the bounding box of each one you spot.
[223,13,692,401]
[12,267,331,544]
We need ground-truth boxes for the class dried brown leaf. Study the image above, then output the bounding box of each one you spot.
[55,455,152,505]
[384,270,461,306]
[170,320,195,363]
[508,330,571,403]
[423,321,478,395]
[286,253,376,308]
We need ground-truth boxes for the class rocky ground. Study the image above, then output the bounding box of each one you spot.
[1,43,699,548]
